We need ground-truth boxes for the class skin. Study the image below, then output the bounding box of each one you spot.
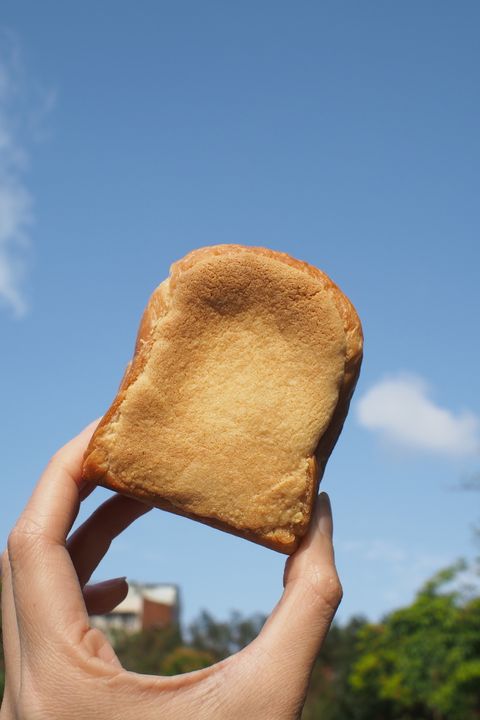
[0,421,343,720]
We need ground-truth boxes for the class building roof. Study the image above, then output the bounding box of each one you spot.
[113,583,178,615]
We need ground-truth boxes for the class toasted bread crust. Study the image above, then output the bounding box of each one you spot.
[82,245,363,553]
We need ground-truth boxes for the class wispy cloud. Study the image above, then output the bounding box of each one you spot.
[342,538,408,565]
[357,374,480,457]
[339,538,452,610]
[0,31,53,317]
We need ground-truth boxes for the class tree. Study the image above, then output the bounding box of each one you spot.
[302,616,368,720]
[349,560,480,720]
[161,646,215,675]
[113,624,183,674]
[2,571,479,716]
[112,609,266,676]
[188,610,266,660]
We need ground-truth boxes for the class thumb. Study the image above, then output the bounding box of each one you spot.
[253,493,342,692]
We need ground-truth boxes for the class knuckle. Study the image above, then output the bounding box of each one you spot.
[305,568,343,612]
[7,526,27,558]
[45,450,68,475]
[7,518,44,561]
[323,572,343,608]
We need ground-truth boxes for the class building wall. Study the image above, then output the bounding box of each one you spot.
[142,599,175,630]
[89,584,179,637]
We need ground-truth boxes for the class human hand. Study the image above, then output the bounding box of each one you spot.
[1,422,342,720]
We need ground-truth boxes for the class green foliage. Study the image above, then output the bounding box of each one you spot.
[349,560,480,720]
[302,616,368,720]
[113,624,183,674]
[161,646,215,675]
[111,609,265,677]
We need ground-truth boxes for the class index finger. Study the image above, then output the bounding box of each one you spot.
[7,420,99,649]
[19,420,99,540]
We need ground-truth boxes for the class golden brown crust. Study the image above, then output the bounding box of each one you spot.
[82,244,363,554]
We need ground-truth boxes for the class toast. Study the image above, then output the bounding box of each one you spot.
[82,245,363,553]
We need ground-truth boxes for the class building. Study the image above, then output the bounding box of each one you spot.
[90,582,180,636]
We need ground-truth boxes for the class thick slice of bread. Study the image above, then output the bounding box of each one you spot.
[82,245,363,553]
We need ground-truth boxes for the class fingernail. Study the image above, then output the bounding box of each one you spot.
[317,492,333,538]
[104,576,127,587]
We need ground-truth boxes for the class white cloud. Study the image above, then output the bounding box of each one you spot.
[357,374,480,457]
[0,177,32,315]
[0,33,34,317]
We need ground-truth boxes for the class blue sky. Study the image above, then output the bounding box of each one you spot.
[1,1,479,627]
